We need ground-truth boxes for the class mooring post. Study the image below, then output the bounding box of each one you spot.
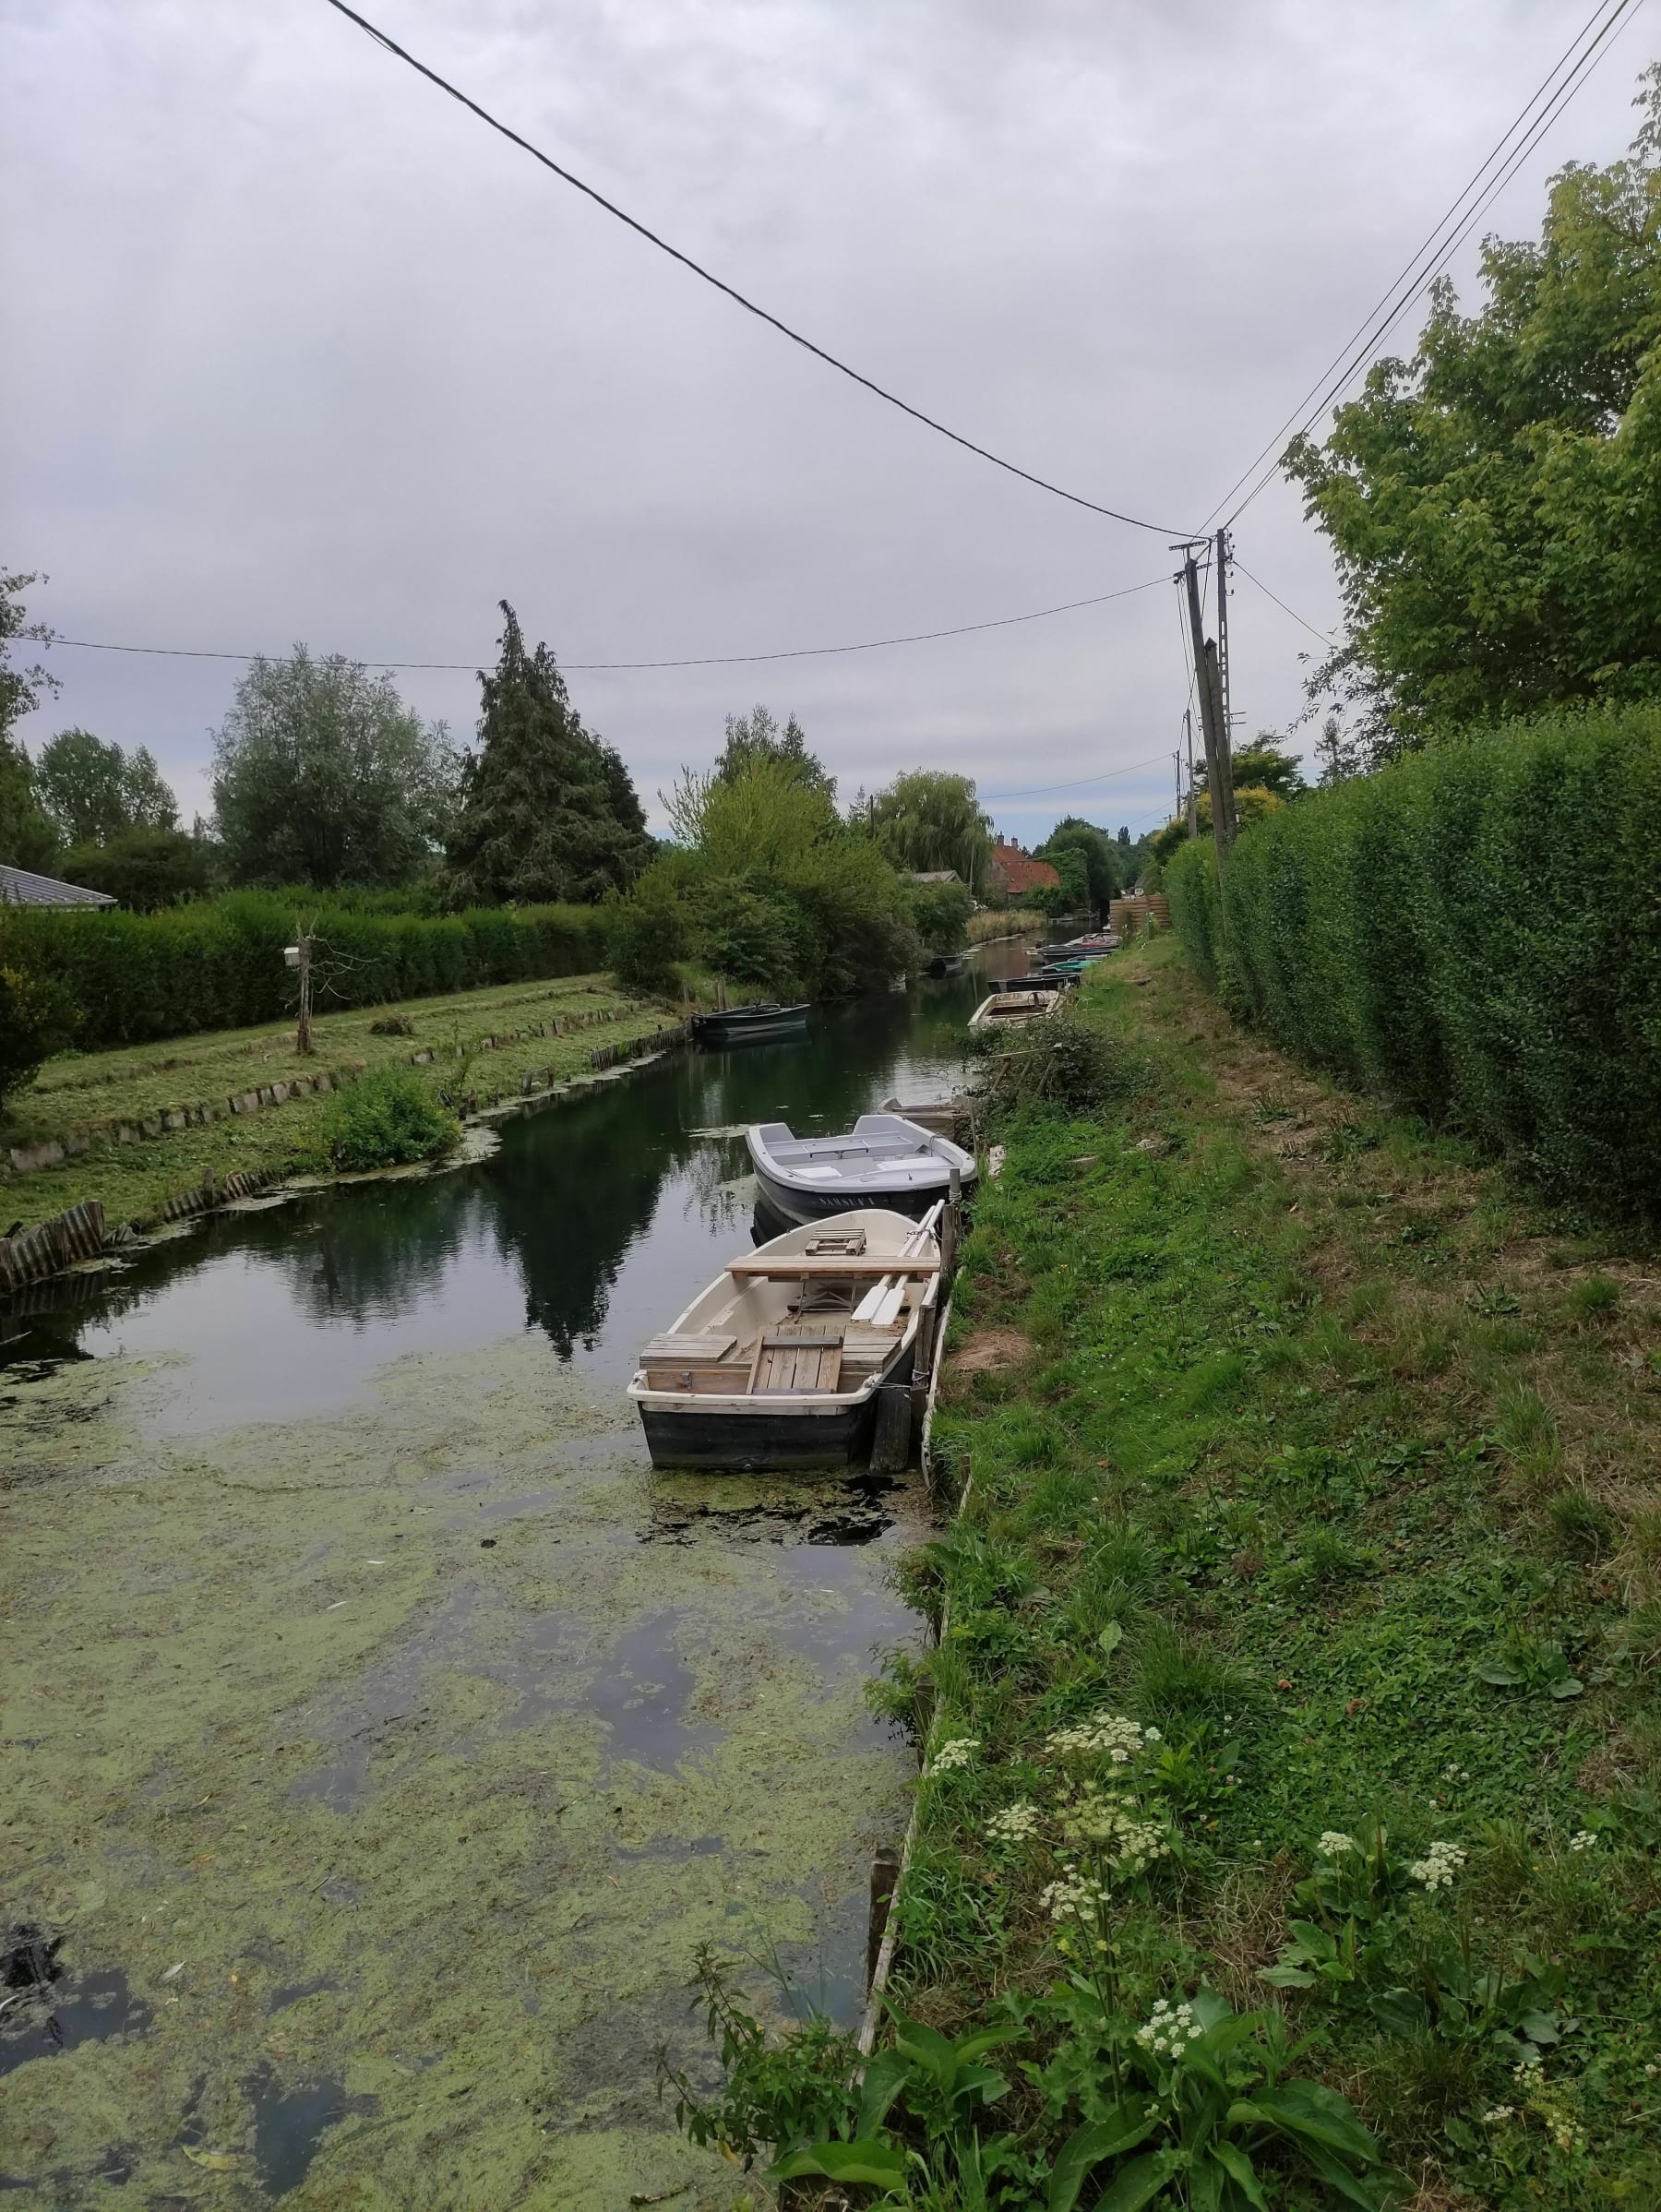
[866,1845,902,1991]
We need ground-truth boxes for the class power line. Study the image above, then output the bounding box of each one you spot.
[321,0,1198,540]
[1232,560,1333,646]
[42,575,1168,677]
[1208,0,1646,527]
[982,749,1170,803]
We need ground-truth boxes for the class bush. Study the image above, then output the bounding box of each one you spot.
[61,827,216,912]
[908,878,974,953]
[0,893,611,1051]
[605,864,687,997]
[1166,705,1661,1210]
[314,1068,458,1170]
[0,964,76,1112]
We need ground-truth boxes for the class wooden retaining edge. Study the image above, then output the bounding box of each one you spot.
[857,1276,963,2060]
[3,999,643,1177]
[0,1200,107,1296]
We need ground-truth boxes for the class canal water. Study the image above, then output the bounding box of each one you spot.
[0,945,1025,2210]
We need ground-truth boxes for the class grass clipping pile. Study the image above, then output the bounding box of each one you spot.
[674,945,1661,2211]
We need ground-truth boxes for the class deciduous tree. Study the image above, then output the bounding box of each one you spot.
[212,649,460,889]
[35,728,178,846]
[1288,65,1661,747]
[862,770,993,892]
[0,570,61,870]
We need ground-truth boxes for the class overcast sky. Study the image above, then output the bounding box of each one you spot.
[4,0,1653,845]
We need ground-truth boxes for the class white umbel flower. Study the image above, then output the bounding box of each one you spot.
[1408,1840,1466,1891]
[1045,1712,1160,1764]
[1318,1831,1358,1858]
[985,1801,1040,1845]
[928,1736,979,1774]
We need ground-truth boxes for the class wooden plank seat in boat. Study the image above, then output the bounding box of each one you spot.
[726,1253,940,1280]
[639,1331,742,1393]
[747,1331,844,1394]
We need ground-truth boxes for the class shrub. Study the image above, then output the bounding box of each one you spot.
[1165,705,1661,1211]
[0,964,75,1112]
[0,894,611,1051]
[61,827,216,912]
[605,863,687,997]
[314,1068,458,1171]
[908,878,974,953]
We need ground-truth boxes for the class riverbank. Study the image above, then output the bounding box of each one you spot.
[735,939,1661,2204]
[0,973,682,1234]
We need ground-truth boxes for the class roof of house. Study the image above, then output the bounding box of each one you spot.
[988,841,1060,896]
[0,863,117,909]
[908,869,961,885]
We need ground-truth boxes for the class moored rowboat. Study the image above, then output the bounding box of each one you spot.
[746,1112,977,1223]
[969,989,1061,1029]
[627,1207,941,1470]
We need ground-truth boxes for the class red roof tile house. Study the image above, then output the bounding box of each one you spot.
[986,841,1060,899]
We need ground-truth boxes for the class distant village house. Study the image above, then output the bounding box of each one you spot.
[0,864,117,909]
[986,841,1060,899]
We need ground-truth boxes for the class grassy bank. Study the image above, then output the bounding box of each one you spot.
[0,972,681,1231]
[695,941,1661,2207]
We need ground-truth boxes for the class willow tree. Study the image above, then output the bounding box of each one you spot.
[863,770,993,891]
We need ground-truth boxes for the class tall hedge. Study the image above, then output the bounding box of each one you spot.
[1165,705,1661,1209]
[0,892,612,1050]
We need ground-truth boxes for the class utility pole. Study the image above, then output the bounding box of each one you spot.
[285,920,316,1057]
[1184,708,1197,836]
[1174,747,1183,821]
[1180,548,1237,871]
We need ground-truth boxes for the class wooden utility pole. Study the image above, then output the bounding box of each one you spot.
[1181,548,1237,871]
[1184,709,1197,836]
[286,922,316,1056]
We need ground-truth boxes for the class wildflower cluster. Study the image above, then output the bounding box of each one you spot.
[1134,1997,1203,2057]
[929,1736,979,1774]
[1045,1712,1160,1764]
[1318,1831,1358,1858]
[1059,1788,1169,1876]
[1039,1867,1113,1927]
[1569,1829,1598,1853]
[1526,2077,1587,2155]
[1481,2105,1515,2125]
[1408,1840,1466,1891]
[985,1801,1040,1846]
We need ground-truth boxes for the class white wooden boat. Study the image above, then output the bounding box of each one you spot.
[746,1113,976,1223]
[969,988,1061,1029]
[627,1207,941,1470]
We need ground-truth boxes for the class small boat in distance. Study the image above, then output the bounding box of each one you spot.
[969,988,1062,1029]
[627,1206,941,1469]
[690,1001,809,1046]
[747,1112,977,1223]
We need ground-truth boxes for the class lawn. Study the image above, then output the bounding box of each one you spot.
[0,971,681,1231]
[681,939,1661,2209]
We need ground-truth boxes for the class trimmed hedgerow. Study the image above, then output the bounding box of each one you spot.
[0,893,612,1050]
[1165,704,1661,1210]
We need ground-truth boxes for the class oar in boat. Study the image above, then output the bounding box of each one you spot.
[853,1201,946,1330]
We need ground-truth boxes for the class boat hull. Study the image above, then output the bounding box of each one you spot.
[639,1392,883,1471]
[692,1005,808,1046]
[752,1160,974,1225]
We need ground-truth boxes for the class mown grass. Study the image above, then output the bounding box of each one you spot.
[857,942,1661,2206]
[0,973,685,1230]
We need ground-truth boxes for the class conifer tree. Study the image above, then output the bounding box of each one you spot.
[447,604,651,904]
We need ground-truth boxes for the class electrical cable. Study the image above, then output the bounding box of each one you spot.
[1208,0,1645,527]
[981,749,1170,803]
[1231,560,1334,646]
[42,575,1169,676]
[321,0,1199,539]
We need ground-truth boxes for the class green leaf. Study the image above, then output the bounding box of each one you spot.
[1046,2105,1162,2212]
[1368,1987,1429,2039]
[1229,2082,1380,2164]
[1295,2136,1392,2210]
[1259,1965,1318,1990]
[957,2064,1012,2107]
[1549,1674,1584,1699]
[1476,1660,1525,1687]
[1211,2141,1271,2211]
[1099,1620,1124,1656]
[1518,2011,1560,2045]
[1094,2150,1183,2212]
[768,2137,910,2186]
[954,2024,1026,2065]
[855,2047,912,2139]
[893,2015,960,2091]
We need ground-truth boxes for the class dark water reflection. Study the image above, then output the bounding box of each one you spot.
[1,950,1020,1424]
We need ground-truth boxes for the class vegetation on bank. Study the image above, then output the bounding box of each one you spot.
[681,947,1661,2208]
[0,972,675,1231]
[1165,704,1661,1218]
[0,893,613,1059]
